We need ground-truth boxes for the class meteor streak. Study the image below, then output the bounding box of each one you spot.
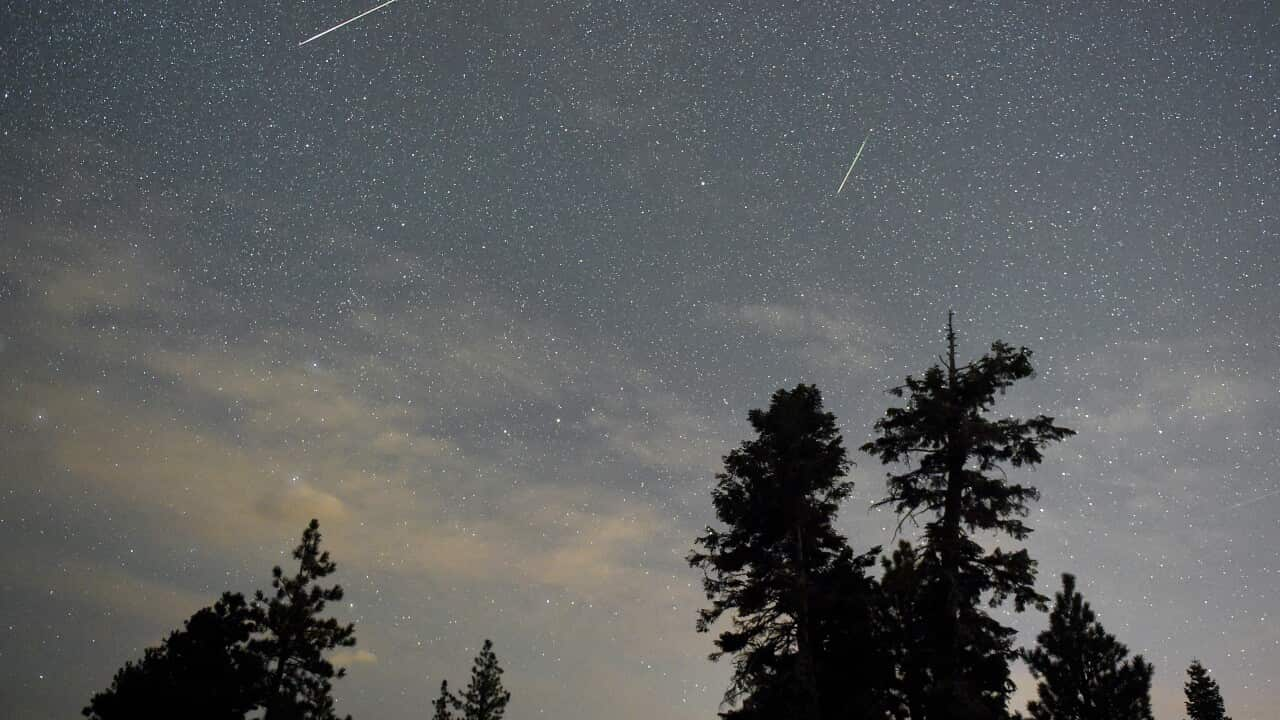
[299,0,402,47]
[836,130,872,195]
[1225,487,1280,511]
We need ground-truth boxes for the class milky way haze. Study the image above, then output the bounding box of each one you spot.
[1,2,1276,719]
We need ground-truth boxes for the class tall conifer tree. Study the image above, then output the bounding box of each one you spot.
[1023,574,1154,720]
[254,519,357,720]
[690,385,864,720]
[1184,660,1232,720]
[862,315,1074,719]
[878,541,929,720]
[460,639,511,720]
[810,545,896,720]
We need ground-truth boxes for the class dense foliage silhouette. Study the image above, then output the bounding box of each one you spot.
[256,519,357,720]
[690,384,892,720]
[861,315,1074,719]
[1022,574,1154,720]
[432,680,459,720]
[84,519,356,720]
[1184,659,1232,720]
[877,541,930,720]
[460,639,511,720]
[83,592,264,720]
[430,640,511,720]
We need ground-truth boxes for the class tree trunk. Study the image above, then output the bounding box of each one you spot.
[793,522,821,720]
[932,310,966,720]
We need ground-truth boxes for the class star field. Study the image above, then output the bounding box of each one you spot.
[1,2,1277,719]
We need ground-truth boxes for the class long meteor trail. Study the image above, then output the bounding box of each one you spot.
[299,0,402,47]
[836,130,872,195]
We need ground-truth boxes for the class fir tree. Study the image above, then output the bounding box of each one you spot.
[432,680,458,720]
[254,519,357,720]
[83,592,264,720]
[878,541,929,720]
[460,639,511,720]
[810,546,896,720]
[861,315,1074,720]
[690,385,865,720]
[1184,660,1232,720]
[720,545,891,720]
[1023,574,1154,720]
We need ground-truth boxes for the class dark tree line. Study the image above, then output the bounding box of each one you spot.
[82,592,264,720]
[86,317,1235,720]
[86,520,514,720]
[691,317,1229,720]
[86,519,355,720]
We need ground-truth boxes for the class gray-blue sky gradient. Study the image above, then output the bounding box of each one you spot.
[2,2,1276,718]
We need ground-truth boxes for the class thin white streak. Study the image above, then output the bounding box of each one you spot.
[1225,487,1280,511]
[836,130,872,195]
[299,0,402,47]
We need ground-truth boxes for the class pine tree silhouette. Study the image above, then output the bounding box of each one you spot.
[862,315,1074,720]
[810,545,896,720]
[1023,574,1154,720]
[460,639,511,720]
[85,520,357,719]
[691,385,886,720]
[432,679,459,720]
[878,541,929,720]
[1184,660,1232,720]
[83,592,263,720]
[254,519,357,720]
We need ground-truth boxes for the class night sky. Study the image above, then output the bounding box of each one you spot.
[2,2,1277,718]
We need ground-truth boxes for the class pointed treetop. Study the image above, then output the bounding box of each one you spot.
[1184,659,1232,720]
[461,639,511,720]
[1024,573,1154,720]
[946,310,958,374]
[433,679,458,720]
[256,519,357,720]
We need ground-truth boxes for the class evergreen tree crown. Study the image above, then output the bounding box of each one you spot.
[1024,573,1154,720]
[1184,659,1231,720]
[461,639,511,720]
